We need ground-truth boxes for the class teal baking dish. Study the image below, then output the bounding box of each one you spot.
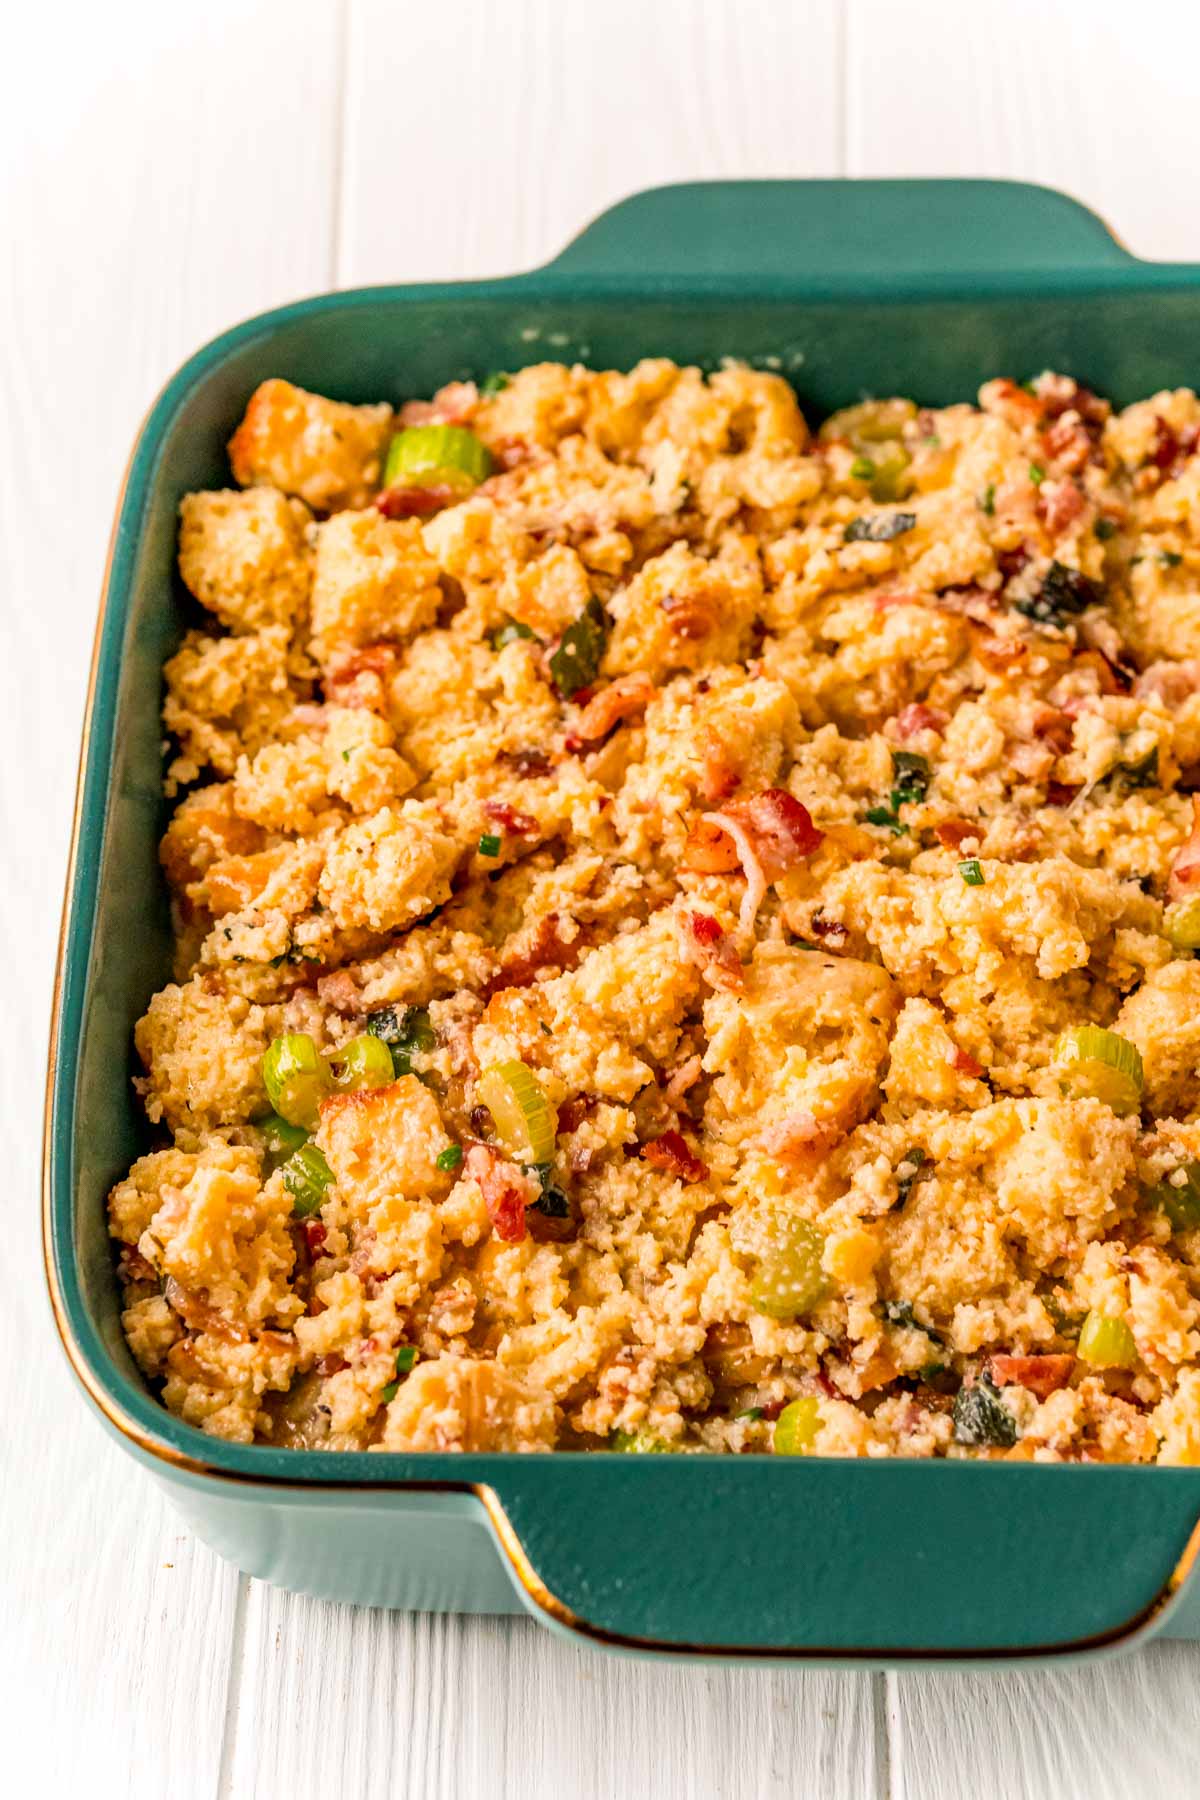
[45,178,1200,1663]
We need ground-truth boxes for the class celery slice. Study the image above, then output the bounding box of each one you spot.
[383,424,492,493]
[477,1060,558,1164]
[774,1397,823,1456]
[262,1033,329,1130]
[1077,1310,1138,1369]
[1052,1026,1144,1116]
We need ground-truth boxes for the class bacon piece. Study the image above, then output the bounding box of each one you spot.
[1169,795,1200,900]
[1038,478,1086,536]
[397,380,478,428]
[164,1277,248,1344]
[572,674,654,744]
[681,910,744,992]
[484,913,581,997]
[682,817,742,874]
[499,746,553,777]
[952,1046,984,1079]
[759,1111,828,1164]
[664,1054,703,1106]
[303,1220,327,1255]
[325,642,399,711]
[934,819,978,851]
[988,1354,1075,1400]
[317,1353,347,1376]
[1030,705,1074,753]
[661,591,719,641]
[692,790,823,933]
[699,732,740,804]
[376,483,459,519]
[641,1129,709,1184]
[316,968,362,1015]
[1150,417,1180,471]
[1134,659,1200,707]
[1042,415,1093,474]
[893,702,948,740]
[1046,780,1081,808]
[465,1145,533,1243]
[484,800,538,836]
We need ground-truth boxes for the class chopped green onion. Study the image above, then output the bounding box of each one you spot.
[1148,1162,1200,1232]
[1043,1293,1084,1339]
[1161,550,1183,567]
[883,1299,942,1344]
[773,1397,823,1456]
[1105,745,1159,793]
[1028,462,1046,485]
[383,424,492,494]
[610,1429,670,1453]
[325,1032,395,1094]
[1165,898,1200,951]
[396,1345,419,1373]
[891,750,931,804]
[958,858,985,886]
[282,1143,334,1218]
[849,454,876,483]
[865,803,908,836]
[490,615,535,650]
[735,1407,765,1421]
[1077,1310,1138,1369]
[844,511,916,544]
[341,748,350,763]
[952,1375,1017,1447]
[549,595,607,697]
[867,445,912,503]
[436,1144,463,1172]
[258,1111,310,1171]
[477,1060,558,1163]
[1094,517,1117,540]
[480,371,510,396]
[980,484,996,516]
[750,1215,827,1320]
[262,1033,330,1130]
[381,1381,399,1403]
[478,832,502,857]
[366,1005,435,1076]
[1052,1026,1144,1116]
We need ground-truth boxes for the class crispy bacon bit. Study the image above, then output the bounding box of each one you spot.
[557,1094,596,1136]
[759,1111,828,1165]
[1168,795,1200,900]
[316,968,361,1015]
[664,1053,703,1106]
[681,910,744,993]
[1150,416,1180,471]
[1030,705,1074,753]
[893,702,948,740]
[988,1354,1075,1400]
[934,819,978,850]
[691,791,823,931]
[573,674,655,744]
[484,913,581,997]
[376,483,459,519]
[661,592,718,641]
[303,1220,327,1255]
[1134,659,1200,707]
[466,1144,532,1242]
[641,1129,709,1184]
[499,746,554,778]
[682,817,743,874]
[809,915,849,949]
[484,799,538,836]
[974,630,1027,670]
[325,642,399,711]
[398,380,478,427]
[952,1046,984,1079]
[117,1246,158,1286]
[997,546,1030,582]
[317,1353,347,1376]
[1042,415,1093,474]
[1038,477,1086,536]
[164,1277,249,1343]
[1046,780,1081,807]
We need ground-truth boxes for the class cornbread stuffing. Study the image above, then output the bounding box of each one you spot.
[110,360,1200,1463]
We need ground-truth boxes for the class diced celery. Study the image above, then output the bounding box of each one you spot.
[773,1397,823,1455]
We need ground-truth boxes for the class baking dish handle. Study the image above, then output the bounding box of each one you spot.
[544,178,1133,281]
[483,1459,1200,1658]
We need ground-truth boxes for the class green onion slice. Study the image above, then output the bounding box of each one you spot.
[773,1397,823,1456]
[1077,1310,1138,1369]
[478,833,501,857]
[282,1143,334,1218]
[366,1006,435,1077]
[436,1144,463,1172]
[325,1032,395,1094]
[750,1215,828,1320]
[610,1429,671,1453]
[258,1111,310,1171]
[1150,1161,1200,1231]
[476,1060,558,1164]
[549,596,607,697]
[1052,1026,1144,1116]
[958,858,985,886]
[262,1033,330,1130]
[383,425,493,495]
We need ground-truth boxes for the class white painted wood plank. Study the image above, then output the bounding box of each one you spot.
[888,1644,1200,1800]
[339,0,843,285]
[226,1596,881,1800]
[0,3,343,1795]
[846,0,1200,262]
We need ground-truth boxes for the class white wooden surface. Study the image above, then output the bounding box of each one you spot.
[5,2,1200,1794]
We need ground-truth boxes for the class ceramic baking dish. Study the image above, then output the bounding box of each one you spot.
[45,178,1200,1664]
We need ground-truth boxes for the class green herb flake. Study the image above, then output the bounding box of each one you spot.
[478,832,502,857]
[891,750,931,805]
[865,803,908,836]
[958,858,985,886]
[952,1374,1018,1448]
[1094,517,1117,541]
[549,595,607,697]
[480,371,510,396]
[980,483,996,516]
[735,1407,765,1421]
[883,1299,943,1346]
[381,1380,399,1403]
[436,1144,463,1172]
[490,615,535,650]
[844,510,917,545]
[395,1345,419,1374]
[849,455,876,483]
[1028,462,1046,486]
[1105,745,1159,794]
[341,749,351,762]
[1160,550,1183,567]
[895,1147,930,1207]
[366,1005,435,1076]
